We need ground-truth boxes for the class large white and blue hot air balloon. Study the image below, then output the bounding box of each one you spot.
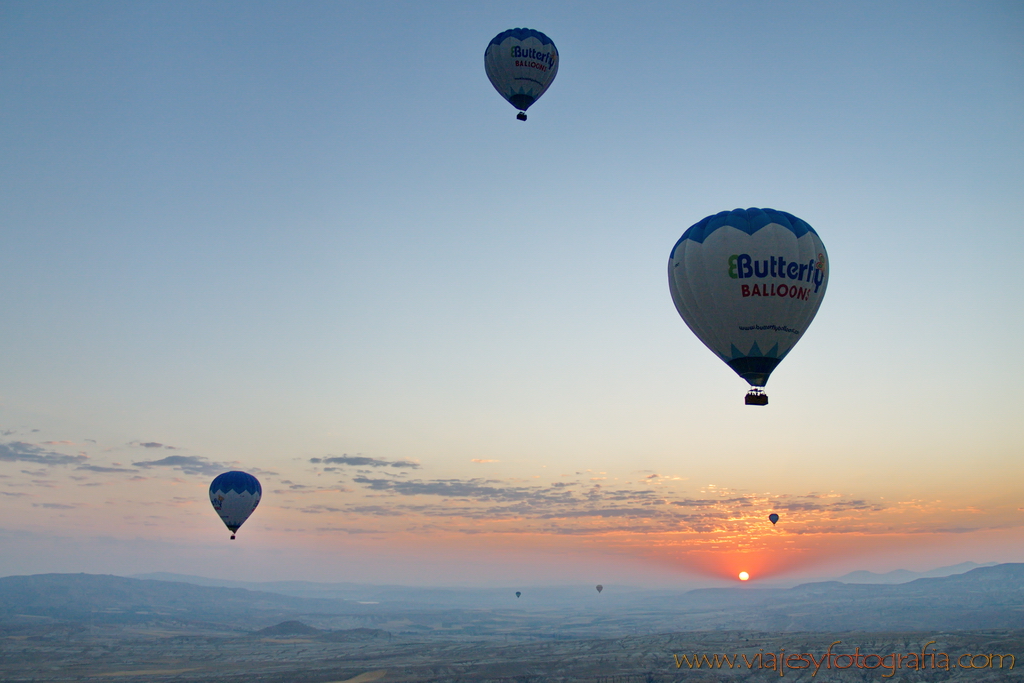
[485,28,558,121]
[209,471,262,540]
[668,208,828,405]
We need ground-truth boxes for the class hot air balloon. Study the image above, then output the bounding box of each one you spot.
[515,591,521,598]
[209,471,262,540]
[485,28,558,121]
[769,513,779,526]
[668,208,828,405]
[596,585,603,593]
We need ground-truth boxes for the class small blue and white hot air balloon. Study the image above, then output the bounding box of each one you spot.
[668,208,829,405]
[485,28,558,121]
[209,471,262,540]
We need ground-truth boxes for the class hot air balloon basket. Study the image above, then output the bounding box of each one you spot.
[745,389,768,406]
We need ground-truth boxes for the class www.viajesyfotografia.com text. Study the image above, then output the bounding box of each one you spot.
[673,641,1015,678]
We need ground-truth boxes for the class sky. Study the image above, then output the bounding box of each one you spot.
[1,0,1022,588]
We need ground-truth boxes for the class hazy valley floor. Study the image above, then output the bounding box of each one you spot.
[3,624,1022,683]
[3,569,1023,682]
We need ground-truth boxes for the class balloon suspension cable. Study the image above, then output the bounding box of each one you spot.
[745,388,768,406]
[517,111,527,121]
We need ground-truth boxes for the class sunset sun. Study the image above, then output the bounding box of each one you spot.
[738,572,750,581]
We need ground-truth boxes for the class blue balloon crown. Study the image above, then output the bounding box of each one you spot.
[209,471,262,496]
[488,28,557,49]
[673,208,818,254]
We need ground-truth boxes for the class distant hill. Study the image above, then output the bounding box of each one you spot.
[131,571,656,608]
[670,563,1024,631]
[254,621,391,640]
[131,572,413,601]
[3,565,1023,633]
[0,573,360,625]
[321,627,391,642]
[256,620,322,635]
[837,561,998,584]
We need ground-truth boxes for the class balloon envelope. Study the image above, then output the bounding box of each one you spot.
[209,471,262,539]
[485,28,558,114]
[668,208,828,391]
[515,591,521,598]
[596,585,603,593]
[769,513,779,525]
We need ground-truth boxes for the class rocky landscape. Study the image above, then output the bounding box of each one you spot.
[1,565,1022,682]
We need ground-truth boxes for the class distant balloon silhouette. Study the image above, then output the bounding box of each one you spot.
[769,513,780,526]
[209,471,262,540]
[596,585,603,593]
[515,591,521,598]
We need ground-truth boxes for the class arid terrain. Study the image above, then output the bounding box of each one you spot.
[2,566,1023,682]
[3,621,1022,682]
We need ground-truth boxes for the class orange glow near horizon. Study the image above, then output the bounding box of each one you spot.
[738,571,750,581]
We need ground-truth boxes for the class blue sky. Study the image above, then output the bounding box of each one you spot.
[1,1,1022,586]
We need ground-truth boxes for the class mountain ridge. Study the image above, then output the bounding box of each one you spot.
[2,564,1022,633]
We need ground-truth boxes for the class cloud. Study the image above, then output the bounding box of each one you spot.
[352,476,542,501]
[131,455,225,476]
[76,464,137,473]
[330,473,916,539]
[310,455,420,469]
[539,507,662,519]
[299,505,345,514]
[0,442,87,466]
[345,505,406,517]
[272,485,349,495]
[129,441,180,450]
[471,459,499,463]
[345,476,679,528]
[32,503,78,509]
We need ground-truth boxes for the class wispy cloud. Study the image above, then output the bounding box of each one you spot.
[345,505,406,517]
[76,464,137,473]
[131,455,224,476]
[330,474,917,538]
[310,455,420,469]
[0,442,87,466]
[352,476,543,500]
[299,504,346,514]
[273,484,349,495]
[128,441,180,450]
